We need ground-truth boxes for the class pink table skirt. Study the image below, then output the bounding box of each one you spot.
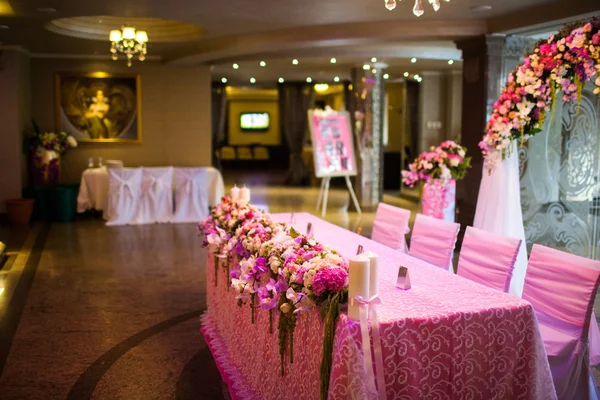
[201,213,557,400]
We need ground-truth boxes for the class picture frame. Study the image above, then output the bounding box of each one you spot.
[54,72,142,143]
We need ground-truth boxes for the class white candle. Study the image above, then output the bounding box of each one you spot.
[365,251,379,298]
[348,255,370,321]
[230,185,240,201]
[240,185,251,203]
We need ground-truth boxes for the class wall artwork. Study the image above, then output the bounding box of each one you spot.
[55,73,142,143]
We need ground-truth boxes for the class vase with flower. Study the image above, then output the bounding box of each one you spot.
[401,140,471,222]
[24,121,78,186]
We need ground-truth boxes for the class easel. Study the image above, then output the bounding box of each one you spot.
[315,175,362,217]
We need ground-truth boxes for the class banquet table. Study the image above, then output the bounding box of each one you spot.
[76,166,225,216]
[201,212,557,400]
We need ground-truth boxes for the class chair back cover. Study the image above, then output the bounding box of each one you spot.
[137,167,174,224]
[523,244,600,340]
[172,168,210,223]
[409,213,460,270]
[371,203,411,252]
[105,168,142,226]
[522,244,600,400]
[457,226,521,292]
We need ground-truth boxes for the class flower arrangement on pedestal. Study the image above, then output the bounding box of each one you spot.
[480,17,600,171]
[198,197,349,399]
[24,121,77,186]
[401,141,471,221]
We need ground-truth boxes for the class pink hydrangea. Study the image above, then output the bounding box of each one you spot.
[311,267,348,296]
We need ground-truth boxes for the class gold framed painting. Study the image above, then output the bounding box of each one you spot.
[55,72,142,143]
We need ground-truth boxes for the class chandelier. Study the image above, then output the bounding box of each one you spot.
[384,0,450,16]
[109,26,148,67]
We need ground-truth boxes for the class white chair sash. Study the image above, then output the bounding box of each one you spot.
[172,168,210,224]
[105,168,143,226]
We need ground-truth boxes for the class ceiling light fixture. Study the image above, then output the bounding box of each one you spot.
[306,77,312,83]
[362,64,370,70]
[278,77,285,83]
[292,59,299,65]
[448,60,454,65]
[385,0,449,16]
[334,76,340,82]
[250,77,256,84]
[260,61,266,67]
[233,63,239,69]
[385,0,396,11]
[411,57,417,63]
[330,57,337,64]
[372,68,377,73]
[371,57,377,63]
[404,72,409,77]
[383,73,390,79]
[221,77,228,83]
[109,26,148,67]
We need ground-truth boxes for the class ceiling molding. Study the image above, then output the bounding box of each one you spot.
[30,52,162,61]
[166,19,487,65]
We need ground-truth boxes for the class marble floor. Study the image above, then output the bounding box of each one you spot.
[1,183,599,398]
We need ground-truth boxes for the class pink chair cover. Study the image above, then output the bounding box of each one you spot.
[409,213,459,271]
[522,244,600,400]
[457,226,521,292]
[371,203,410,252]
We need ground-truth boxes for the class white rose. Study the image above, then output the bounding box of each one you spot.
[449,158,460,167]
[458,149,465,158]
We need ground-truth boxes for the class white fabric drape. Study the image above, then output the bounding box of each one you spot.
[136,167,174,224]
[105,168,143,226]
[474,141,528,297]
[172,168,210,224]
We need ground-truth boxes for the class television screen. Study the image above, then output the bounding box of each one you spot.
[240,112,270,131]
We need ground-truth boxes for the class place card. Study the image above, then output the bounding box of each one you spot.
[356,244,364,255]
[396,266,411,290]
[306,222,313,236]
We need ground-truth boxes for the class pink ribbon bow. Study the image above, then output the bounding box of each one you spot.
[352,295,387,399]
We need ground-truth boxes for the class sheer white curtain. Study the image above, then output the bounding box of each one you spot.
[473,141,528,297]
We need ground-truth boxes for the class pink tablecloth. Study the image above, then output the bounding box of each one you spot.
[201,212,557,400]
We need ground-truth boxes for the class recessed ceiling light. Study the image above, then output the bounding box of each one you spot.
[250,77,256,83]
[306,77,312,83]
[371,57,377,63]
[411,58,417,63]
[362,64,370,70]
[278,77,284,83]
[0,25,9,30]
[260,61,266,67]
[448,60,454,65]
[383,73,390,80]
[330,57,337,64]
[314,83,329,92]
[471,5,492,12]
[221,77,228,83]
[403,72,409,77]
[292,59,299,65]
[36,7,57,13]
[233,63,239,69]
[334,76,340,82]
[371,68,377,74]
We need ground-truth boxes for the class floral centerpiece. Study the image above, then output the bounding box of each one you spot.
[198,197,349,399]
[24,120,77,186]
[401,140,471,187]
[480,17,600,171]
[401,140,470,222]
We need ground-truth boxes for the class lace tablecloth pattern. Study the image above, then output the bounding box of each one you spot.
[201,212,557,400]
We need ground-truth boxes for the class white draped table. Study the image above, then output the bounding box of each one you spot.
[201,212,557,400]
[77,166,225,217]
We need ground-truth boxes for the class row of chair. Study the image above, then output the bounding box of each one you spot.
[371,202,600,400]
[106,167,210,226]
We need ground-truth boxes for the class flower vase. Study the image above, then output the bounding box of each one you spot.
[32,148,60,186]
[421,179,456,222]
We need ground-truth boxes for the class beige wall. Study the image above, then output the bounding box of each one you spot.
[0,50,30,212]
[385,82,406,153]
[31,58,212,183]
[418,72,446,152]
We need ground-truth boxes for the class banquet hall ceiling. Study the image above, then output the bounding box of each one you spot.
[0,0,598,66]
